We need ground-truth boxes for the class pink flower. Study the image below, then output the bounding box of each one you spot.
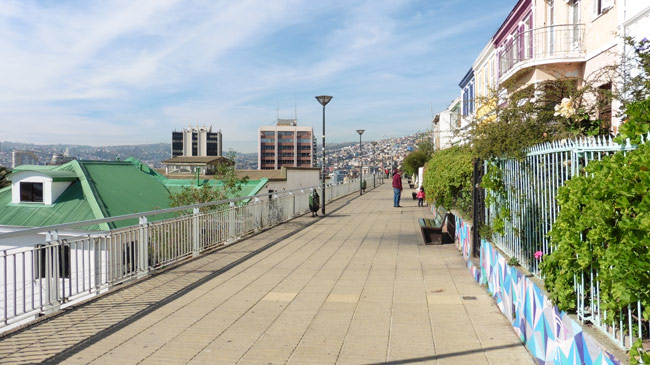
[534,251,543,260]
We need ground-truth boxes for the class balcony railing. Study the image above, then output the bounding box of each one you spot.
[0,175,383,331]
[498,24,585,80]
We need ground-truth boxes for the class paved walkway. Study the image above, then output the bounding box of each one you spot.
[0,182,533,364]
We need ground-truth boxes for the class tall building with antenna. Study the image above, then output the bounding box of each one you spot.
[258,119,315,170]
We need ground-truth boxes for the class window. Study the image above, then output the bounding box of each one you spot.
[34,244,70,279]
[525,15,533,59]
[20,182,43,203]
[594,0,613,16]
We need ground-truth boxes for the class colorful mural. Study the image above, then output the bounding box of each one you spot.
[480,239,620,365]
[455,215,471,260]
[450,214,621,364]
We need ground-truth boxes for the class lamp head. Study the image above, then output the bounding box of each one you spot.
[315,95,333,106]
[356,129,365,135]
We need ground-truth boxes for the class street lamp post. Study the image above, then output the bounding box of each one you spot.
[356,129,365,195]
[315,95,332,215]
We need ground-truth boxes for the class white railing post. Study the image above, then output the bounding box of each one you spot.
[192,208,200,256]
[43,230,61,314]
[254,198,261,230]
[138,216,150,275]
[228,202,236,243]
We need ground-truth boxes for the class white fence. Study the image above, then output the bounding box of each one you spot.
[485,135,648,349]
[0,174,382,331]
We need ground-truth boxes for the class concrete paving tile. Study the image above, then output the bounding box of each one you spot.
[262,291,298,302]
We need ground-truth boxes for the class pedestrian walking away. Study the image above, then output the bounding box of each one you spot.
[417,186,425,207]
[392,169,402,207]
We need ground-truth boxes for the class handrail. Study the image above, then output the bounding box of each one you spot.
[0,175,379,240]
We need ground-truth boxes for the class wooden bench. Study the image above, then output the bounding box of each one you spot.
[418,210,455,245]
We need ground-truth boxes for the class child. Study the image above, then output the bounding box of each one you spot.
[416,187,425,207]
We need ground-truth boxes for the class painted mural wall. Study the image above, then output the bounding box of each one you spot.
[452,214,621,364]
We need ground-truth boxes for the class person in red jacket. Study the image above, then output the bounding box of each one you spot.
[392,169,402,207]
[416,187,426,207]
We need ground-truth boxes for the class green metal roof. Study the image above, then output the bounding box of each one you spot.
[77,161,174,229]
[0,158,269,231]
[0,182,103,230]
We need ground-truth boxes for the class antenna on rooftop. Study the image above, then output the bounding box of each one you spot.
[294,98,297,123]
[276,100,280,122]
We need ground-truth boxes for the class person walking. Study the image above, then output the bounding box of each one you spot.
[392,169,402,207]
[416,187,425,207]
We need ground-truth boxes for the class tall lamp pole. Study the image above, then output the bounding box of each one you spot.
[315,95,332,215]
[356,129,365,195]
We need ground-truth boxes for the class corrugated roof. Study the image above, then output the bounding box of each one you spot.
[161,156,233,164]
[78,161,174,229]
[237,169,286,181]
[0,181,103,230]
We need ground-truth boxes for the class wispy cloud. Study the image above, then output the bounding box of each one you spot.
[0,0,514,151]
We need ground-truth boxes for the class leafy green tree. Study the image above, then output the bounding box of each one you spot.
[169,152,249,211]
[402,150,429,176]
[616,37,650,145]
[470,78,610,161]
[0,166,10,189]
[416,139,434,159]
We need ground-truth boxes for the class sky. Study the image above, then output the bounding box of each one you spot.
[0,0,515,153]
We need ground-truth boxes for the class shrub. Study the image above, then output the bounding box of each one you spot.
[422,145,473,217]
[541,143,650,321]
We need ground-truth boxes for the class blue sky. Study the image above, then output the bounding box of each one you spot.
[0,0,514,153]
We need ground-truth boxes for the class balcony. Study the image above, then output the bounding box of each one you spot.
[498,24,585,81]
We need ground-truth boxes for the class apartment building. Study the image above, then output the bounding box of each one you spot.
[258,119,315,170]
[494,0,620,129]
[433,0,630,150]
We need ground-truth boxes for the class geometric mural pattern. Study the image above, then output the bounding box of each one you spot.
[453,215,621,365]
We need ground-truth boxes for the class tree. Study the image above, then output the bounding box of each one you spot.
[416,139,434,160]
[402,150,429,176]
[0,166,10,189]
[169,152,249,211]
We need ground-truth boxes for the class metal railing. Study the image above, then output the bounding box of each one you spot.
[485,135,648,349]
[0,174,383,330]
[498,24,585,79]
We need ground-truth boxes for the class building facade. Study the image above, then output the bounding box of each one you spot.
[494,0,620,129]
[433,97,461,151]
[258,119,315,170]
[171,125,223,158]
[433,0,628,150]
[11,150,38,168]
